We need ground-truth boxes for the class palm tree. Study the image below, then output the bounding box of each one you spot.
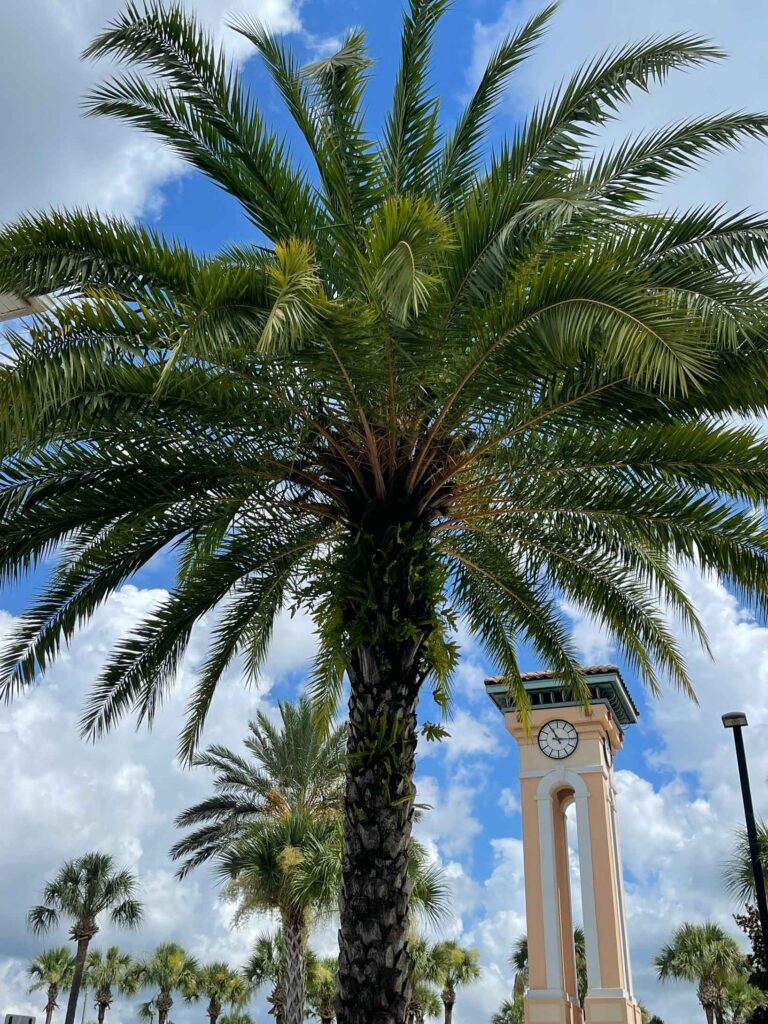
[85,947,134,1024]
[724,974,767,1024]
[170,697,346,877]
[27,947,76,1024]
[306,956,337,1024]
[432,942,480,1024]
[6,5,768,1021]
[724,821,768,904]
[491,999,523,1024]
[28,854,142,1024]
[510,928,586,1005]
[129,943,199,1024]
[244,933,286,1024]
[407,937,445,1024]
[655,922,747,1024]
[221,811,351,1024]
[219,1015,254,1024]
[191,963,249,1024]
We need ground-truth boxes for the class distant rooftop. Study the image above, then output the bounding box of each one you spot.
[0,291,49,323]
[484,664,639,727]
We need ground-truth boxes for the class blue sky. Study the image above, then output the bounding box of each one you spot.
[2,2,768,1023]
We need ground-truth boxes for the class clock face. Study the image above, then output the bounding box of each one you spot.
[603,735,614,768]
[538,720,579,760]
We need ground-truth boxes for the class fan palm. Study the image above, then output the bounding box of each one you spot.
[190,962,249,1024]
[27,854,142,1024]
[655,922,747,1024]
[306,956,337,1024]
[724,821,768,904]
[406,937,445,1024]
[243,933,285,1024]
[27,947,76,1024]
[6,4,768,1021]
[85,947,134,1024]
[723,974,767,1024]
[491,999,523,1024]
[128,943,199,1024]
[221,813,339,1024]
[170,696,346,877]
[510,928,586,1005]
[432,941,480,1024]
[219,1015,254,1024]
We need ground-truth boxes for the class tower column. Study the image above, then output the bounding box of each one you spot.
[487,668,644,1024]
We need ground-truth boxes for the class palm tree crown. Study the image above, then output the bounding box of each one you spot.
[724,820,768,904]
[171,696,346,877]
[6,2,768,1021]
[433,941,480,1024]
[28,854,142,1024]
[27,947,76,1024]
[191,962,249,1024]
[129,943,199,1024]
[85,946,134,1024]
[655,922,747,1024]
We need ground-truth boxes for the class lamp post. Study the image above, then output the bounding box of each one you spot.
[722,711,768,954]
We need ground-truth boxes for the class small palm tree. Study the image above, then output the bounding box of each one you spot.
[510,928,586,1005]
[432,941,480,1024]
[655,922,747,1024]
[28,853,142,1024]
[191,962,249,1024]
[407,937,445,1024]
[724,821,768,904]
[171,697,346,877]
[86,947,134,1024]
[27,947,76,1024]
[724,974,767,1024]
[491,998,523,1024]
[219,1015,254,1024]
[306,956,337,1024]
[243,933,285,1024]
[129,943,199,1024]
[221,812,346,1024]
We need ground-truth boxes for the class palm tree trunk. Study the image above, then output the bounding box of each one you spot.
[281,910,307,1024]
[156,991,173,1024]
[336,523,432,1024]
[702,1005,714,1024]
[442,994,455,1024]
[44,985,58,1024]
[207,999,219,1024]
[64,927,96,1024]
[337,661,420,1024]
[337,653,422,1024]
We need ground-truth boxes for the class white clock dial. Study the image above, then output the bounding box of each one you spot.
[538,719,578,760]
[603,735,614,768]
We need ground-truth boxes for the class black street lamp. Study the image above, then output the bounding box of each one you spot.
[722,711,768,954]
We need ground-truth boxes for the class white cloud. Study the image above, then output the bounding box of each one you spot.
[470,0,768,216]
[0,0,303,225]
[0,584,316,1022]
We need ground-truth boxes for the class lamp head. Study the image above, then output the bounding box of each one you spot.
[722,711,749,729]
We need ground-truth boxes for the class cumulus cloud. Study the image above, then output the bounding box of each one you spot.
[0,585,316,1021]
[0,0,304,225]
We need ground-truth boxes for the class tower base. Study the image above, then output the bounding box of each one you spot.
[583,993,643,1024]
[524,995,583,1024]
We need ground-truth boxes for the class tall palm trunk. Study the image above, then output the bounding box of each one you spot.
[207,999,220,1024]
[442,990,455,1024]
[337,523,432,1024]
[44,984,59,1024]
[282,910,307,1024]
[65,921,97,1024]
[156,991,173,1024]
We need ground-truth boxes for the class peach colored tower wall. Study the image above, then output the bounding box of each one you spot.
[504,703,643,1024]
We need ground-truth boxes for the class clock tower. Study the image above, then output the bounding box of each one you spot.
[486,666,642,1024]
